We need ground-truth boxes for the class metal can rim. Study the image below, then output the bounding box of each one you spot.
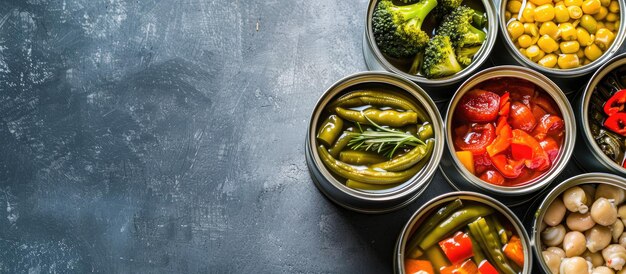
[579,52,626,176]
[394,191,533,274]
[363,0,498,86]
[498,0,626,77]
[532,173,626,274]
[306,71,444,206]
[444,65,576,195]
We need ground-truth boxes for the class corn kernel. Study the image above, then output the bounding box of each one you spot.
[600,0,610,6]
[615,20,620,30]
[580,14,598,33]
[583,58,592,65]
[559,23,578,40]
[523,3,537,22]
[582,0,602,14]
[540,21,560,39]
[518,34,534,48]
[606,12,618,22]
[538,54,558,67]
[558,54,580,69]
[564,0,583,6]
[577,27,594,45]
[530,0,553,5]
[609,0,619,13]
[524,23,540,36]
[568,6,584,19]
[535,4,556,22]
[538,35,560,52]
[519,48,527,56]
[560,41,581,53]
[508,0,523,13]
[595,28,615,50]
[506,11,512,21]
[593,6,609,20]
[577,48,586,58]
[584,43,604,60]
[526,45,542,58]
[555,4,571,22]
[508,21,525,40]
[597,21,605,29]
[606,21,615,31]
[532,50,547,62]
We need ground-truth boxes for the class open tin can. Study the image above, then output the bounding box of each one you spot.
[362,0,498,102]
[395,191,532,273]
[439,65,576,206]
[305,72,444,213]
[575,52,626,176]
[532,173,626,274]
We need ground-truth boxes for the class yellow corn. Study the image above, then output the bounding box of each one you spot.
[606,21,615,31]
[506,11,512,21]
[577,48,586,58]
[593,6,609,20]
[560,41,581,53]
[538,53,559,67]
[532,50,547,62]
[558,53,580,68]
[584,43,604,60]
[508,21,525,40]
[536,4,556,22]
[577,27,594,45]
[564,0,583,6]
[606,12,618,22]
[540,21,560,39]
[519,48,527,56]
[508,0,523,13]
[555,4,571,22]
[597,21,606,29]
[530,0,553,5]
[600,0,610,6]
[538,34,560,52]
[524,23,539,36]
[526,45,542,58]
[518,34,534,48]
[609,1,619,13]
[559,23,578,40]
[580,14,598,33]
[583,58,592,65]
[594,28,615,50]
[566,6,583,19]
[582,0,602,14]
[616,20,620,30]
[523,2,537,22]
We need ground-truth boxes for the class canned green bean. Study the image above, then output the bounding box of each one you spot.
[305,72,444,213]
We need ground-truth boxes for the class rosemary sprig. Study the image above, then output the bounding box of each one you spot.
[346,113,425,158]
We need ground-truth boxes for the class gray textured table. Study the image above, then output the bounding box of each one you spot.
[0,0,625,273]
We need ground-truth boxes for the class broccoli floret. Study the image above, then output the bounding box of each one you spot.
[456,45,482,67]
[437,6,487,48]
[372,0,438,58]
[422,35,462,78]
[409,51,424,75]
[433,0,463,18]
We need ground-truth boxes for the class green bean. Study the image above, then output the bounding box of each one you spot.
[371,138,434,172]
[345,180,400,190]
[406,198,463,258]
[418,204,494,250]
[424,245,450,270]
[468,218,517,274]
[417,123,434,141]
[335,107,418,127]
[317,145,419,184]
[468,232,487,266]
[331,90,429,122]
[339,150,387,165]
[489,215,508,245]
[328,127,355,158]
[316,115,344,147]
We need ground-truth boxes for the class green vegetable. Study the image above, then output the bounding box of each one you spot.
[437,6,487,48]
[345,179,400,190]
[417,123,434,141]
[422,35,462,79]
[418,204,494,250]
[468,232,486,266]
[433,0,463,19]
[456,45,482,67]
[489,215,508,245]
[346,115,425,158]
[316,115,344,147]
[328,127,355,158]
[335,107,418,127]
[370,138,434,171]
[468,218,517,274]
[406,198,464,258]
[424,245,450,270]
[317,145,421,184]
[409,51,424,75]
[331,91,427,120]
[339,150,387,165]
[372,0,438,58]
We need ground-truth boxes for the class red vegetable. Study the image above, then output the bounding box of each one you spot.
[473,153,492,175]
[540,136,560,163]
[511,143,533,161]
[499,92,510,117]
[604,113,626,136]
[405,259,434,274]
[508,102,536,131]
[508,79,536,103]
[503,236,525,267]
[479,170,505,185]
[512,129,550,170]
[439,232,474,264]
[440,259,479,274]
[477,260,498,274]
[604,89,626,116]
[456,89,500,123]
[486,118,512,157]
[490,154,524,178]
[532,114,565,140]
[531,104,548,122]
[454,123,496,155]
[534,95,559,115]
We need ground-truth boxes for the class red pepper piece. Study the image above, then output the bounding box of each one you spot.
[512,129,550,170]
[604,89,626,116]
[477,260,498,274]
[531,104,548,122]
[511,143,533,161]
[499,92,510,117]
[456,89,501,123]
[405,259,434,274]
[486,118,512,157]
[503,236,525,267]
[508,102,537,132]
[440,259,479,274]
[532,114,565,140]
[439,232,474,264]
[473,152,492,175]
[540,136,560,163]
[533,94,559,115]
[604,113,626,136]
[454,123,496,155]
[490,154,525,178]
[479,170,505,185]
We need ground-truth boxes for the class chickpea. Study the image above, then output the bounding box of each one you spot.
[545,197,568,226]
[591,197,618,226]
[594,6,609,20]
[565,0,584,6]
[619,232,626,248]
[582,185,598,206]
[564,186,590,213]
[561,257,592,274]
[543,224,567,246]
[584,43,604,60]
[544,250,563,274]
[561,41,581,53]
[581,15,599,33]
[583,0,602,14]
[586,225,612,253]
[570,5,585,19]
[557,4,573,22]
[603,244,626,270]
[565,231,588,257]
[609,1,619,13]
[568,212,597,231]
[595,184,626,205]
[549,246,567,258]
[578,27,595,46]
[539,53,559,67]
[613,220,624,242]
[583,250,606,267]
[618,205,626,220]
[508,0,523,13]
[593,266,616,274]
[519,34,534,48]
[541,21,561,39]
[508,21,525,40]
[538,35,560,52]
[561,23,579,40]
